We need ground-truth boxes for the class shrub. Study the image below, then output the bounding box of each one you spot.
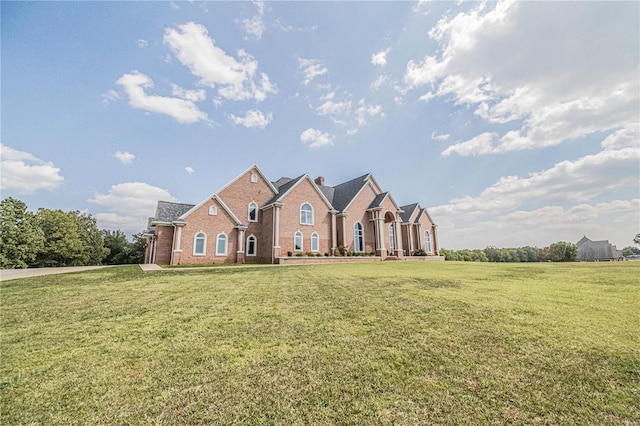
[324,253,329,257]
[415,249,427,256]
[287,251,292,257]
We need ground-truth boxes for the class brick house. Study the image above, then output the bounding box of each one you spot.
[144,164,440,265]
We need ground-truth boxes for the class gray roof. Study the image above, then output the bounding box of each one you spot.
[264,175,306,207]
[368,192,389,210]
[154,201,195,223]
[399,203,419,223]
[317,184,335,205]
[331,173,370,212]
[272,177,294,192]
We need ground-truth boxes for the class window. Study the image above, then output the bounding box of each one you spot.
[388,224,395,254]
[208,206,217,216]
[250,173,258,183]
[216,233,227,256]
[194,232,206,255]
[246,235,257,256]
[354,222,364,252]
[300,203,313,225]
[248,202,258,222]
[311,232,319,252]
[424,231,432,253]
[294,231,303,252]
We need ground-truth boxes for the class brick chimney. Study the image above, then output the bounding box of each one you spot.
[314,176,325,186]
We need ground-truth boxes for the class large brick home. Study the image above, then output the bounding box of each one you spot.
[144,164,439,265]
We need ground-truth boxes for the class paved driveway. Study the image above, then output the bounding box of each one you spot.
[0,266,112,282]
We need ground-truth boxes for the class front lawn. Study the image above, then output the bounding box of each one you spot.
[1,262,638,424]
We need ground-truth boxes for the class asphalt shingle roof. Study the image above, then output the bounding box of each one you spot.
[154,201,195,223]
[330,173,370,212]
[399,203,419,223]
[368,192,389,210]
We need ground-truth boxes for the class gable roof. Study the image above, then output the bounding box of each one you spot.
[178,193,242,225]
[152,201,196,224]
[263,174,334,210]
[416,208,436,225]
[217,163,278,195]
[399,203,420,223]
[331,173,371,212]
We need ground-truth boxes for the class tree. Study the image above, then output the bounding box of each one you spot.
[549,241,578,262]
[622,246,640,257]
[77,212,108,265]
[0,198,45,269]
[634,233,640,245]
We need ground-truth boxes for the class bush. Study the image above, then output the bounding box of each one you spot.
[415,249,427,256]
[287,251,292,257]
[324,253,329,257]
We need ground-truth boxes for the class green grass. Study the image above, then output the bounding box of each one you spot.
[2,262,638,424]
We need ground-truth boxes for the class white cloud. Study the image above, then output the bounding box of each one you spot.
[355,99,385,127]
[114,151,135,165]
[298,58,328,86]
[164,22,276,102]
[185,166,195,175]
[403,1,639,155]
[434,199,640,250]
[432,146,640,218]
[371,75,389,91]
[431,131,450,142]
[371,48,391,66]
[89,182,178,233]
[0,144,64,194]
[300,128,335,149]
[241,0,266,39]
[116,71,210,124]
[171,84,206,102]
[101,89,120,107]
[137,39,149,48]
[316,97,351,117]
[228,109,273,129]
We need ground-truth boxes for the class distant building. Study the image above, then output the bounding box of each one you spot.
[576,236,622,261]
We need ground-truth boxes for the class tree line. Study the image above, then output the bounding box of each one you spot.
[1,197,146,269]
[440,242,579,262]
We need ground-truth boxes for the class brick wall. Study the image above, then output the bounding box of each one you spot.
[342,184,378,253]
[154,225,174,265]
[277,177,333,256]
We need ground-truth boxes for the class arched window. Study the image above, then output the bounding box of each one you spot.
[388,224,395,254]
[248,202,258,222]
[216,233,227,256]
[311,232,319,252]
[354,222,364,253]
[294,231,303,252]
[194,232,206,255]
[424,230,432,253]
[300,203,313,225]
[246,235,257,256]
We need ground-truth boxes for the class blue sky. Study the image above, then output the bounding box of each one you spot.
[2,1,638,250]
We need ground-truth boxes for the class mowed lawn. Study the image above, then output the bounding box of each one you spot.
[1,262,638,425]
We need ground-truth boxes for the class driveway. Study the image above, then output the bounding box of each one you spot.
[0,266,112,282]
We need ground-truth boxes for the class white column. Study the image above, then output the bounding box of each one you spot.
[331,210,337,252]
[274,205,281,248]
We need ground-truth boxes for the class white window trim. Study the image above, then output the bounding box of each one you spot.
[300,202,314,225]
[424,230,432,253]
[294,231,303,252]
[248,201,258,222]
[354,222,364,253]
[250,173,258,183]
[208,206,217,216]
[246,235,257,257]
[311,232,319,252]
[193,231,207,256]
[216,232,228,256]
